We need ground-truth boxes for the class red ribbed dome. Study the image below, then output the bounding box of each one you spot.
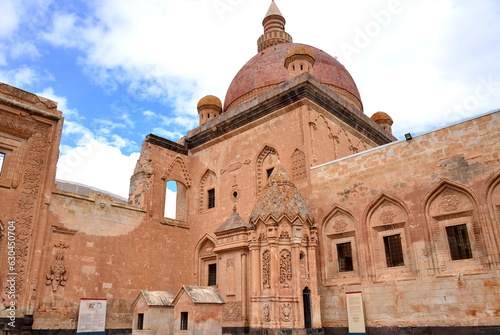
[224,43,362,111]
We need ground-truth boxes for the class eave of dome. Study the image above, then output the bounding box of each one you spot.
[224,43,362,111]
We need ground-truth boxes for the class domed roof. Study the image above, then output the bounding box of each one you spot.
[224,43,362,111]
[197,95,222,110]
[371,111,393,124]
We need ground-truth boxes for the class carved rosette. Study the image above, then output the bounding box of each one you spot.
[279,250,292,287]
[280,303,293,322]
[379,210,396,224]
[262,250,271,288]
[46,241,69,292]
[439,189,461,212]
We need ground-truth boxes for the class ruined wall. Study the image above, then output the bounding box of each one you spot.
[310,111,500,328]
[35,179,192,331]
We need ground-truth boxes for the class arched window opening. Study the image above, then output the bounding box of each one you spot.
[164,180,188,221]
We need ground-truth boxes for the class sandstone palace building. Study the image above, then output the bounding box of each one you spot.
[1,2,499,335]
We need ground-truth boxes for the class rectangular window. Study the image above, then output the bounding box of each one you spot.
[207,188,215,209]
[0,152,4,174]
[446,224,473,260]
[383,234,404,267]
[180,312,188,330]
[208,263,217,286]
[137,313,144,330]
[337,242,354,272]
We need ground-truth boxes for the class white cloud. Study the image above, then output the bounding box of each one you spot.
[37,87,81,118]
[56,140,139,198]
[0,0,19,37]
[0,66,39,87]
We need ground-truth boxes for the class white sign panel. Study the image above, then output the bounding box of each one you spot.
[346,291,366,334]
[77,299,107,333]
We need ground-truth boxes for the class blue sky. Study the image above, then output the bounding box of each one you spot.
[1,0,499,197]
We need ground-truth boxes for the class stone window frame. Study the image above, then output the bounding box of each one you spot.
[436,216,481,271]
[161,179,189,223]
[180,312,188,330]
[0,131,26,189]
[371,224,413,279]
[445,223,473,261]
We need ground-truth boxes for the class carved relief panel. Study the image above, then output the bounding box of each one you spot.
[279,249,292,288]
[46,241,69,292]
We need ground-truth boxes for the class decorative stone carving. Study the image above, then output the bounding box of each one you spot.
[256,146,279,196]
[263,303,271,322]
[226,258,235,269]
[222,301,243,322]
[333,220,348,232]
[46,241,69,292]
[262,250,271,288]
[199,240,215,257]
[439,189,461,212]
[280,303,293,322]
[291,149,307,180]
[279,230,290,240]
[14,129,51,297]
[279,250,292,287]
[163,156,192,187]
[379,210,396,224]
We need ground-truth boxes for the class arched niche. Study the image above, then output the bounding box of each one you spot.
[199,169,217,213]
[424,180,486,274]
[255,145,279,196]
[484,170,500,266]
[195,235,217,286]
[321,205,360,284]
[364,194,414,280]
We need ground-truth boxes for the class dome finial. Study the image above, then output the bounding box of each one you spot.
[257,1,293,52]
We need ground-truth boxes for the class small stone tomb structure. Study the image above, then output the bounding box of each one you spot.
[173,286,225,335]
[132,290,175,335]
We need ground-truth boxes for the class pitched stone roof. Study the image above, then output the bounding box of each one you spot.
[137,290,174,307]
[177,286,225,304]
[214,209,248,234]
[249,164,314,225]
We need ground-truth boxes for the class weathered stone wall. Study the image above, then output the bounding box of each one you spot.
[310,111,500,328]
[0,84,63,333]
